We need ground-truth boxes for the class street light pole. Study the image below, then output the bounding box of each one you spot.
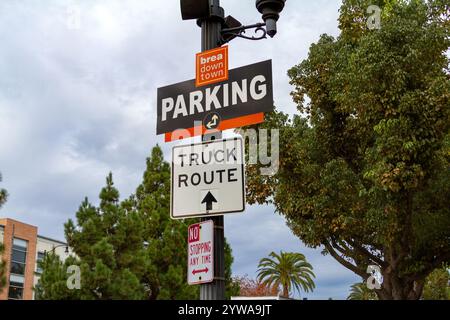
[180,0,286,301]
[44,244,69,256]
[199,0,225,301]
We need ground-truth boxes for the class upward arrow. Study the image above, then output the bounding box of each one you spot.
[201,192,217,211]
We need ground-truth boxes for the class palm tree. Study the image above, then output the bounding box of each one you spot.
[257,251,315,298]
[347,282,378,300]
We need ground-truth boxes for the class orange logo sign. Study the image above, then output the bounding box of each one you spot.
[196,46,228,87]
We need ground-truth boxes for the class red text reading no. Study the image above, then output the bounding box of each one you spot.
[188,224,200,243]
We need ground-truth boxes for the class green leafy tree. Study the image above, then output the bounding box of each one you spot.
[245,0,449,299]
[347,283,378,300]
[256,251,315,298]
[422,266,450,300]
[0,172,8,292]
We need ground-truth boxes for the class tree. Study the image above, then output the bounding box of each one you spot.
[35,253,81,300]
[133,145,236,299]
[133,146,196,299]
[422,266,450,300]
[0,172,8,292]
[232,275,279,297]
[37,172,152,299]
[244,0,450,299]
[347,283,378,300]
[224,241,240,299]
[37,146,237,300]
[0,172,6,208]
[63,173,149,300]
[256,251,315,298]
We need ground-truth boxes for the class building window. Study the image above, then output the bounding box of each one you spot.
[10,238,27,275]
[8,238,28,300]
[8,274,25,300]
[36,251,45,274]
[10,261,26,275]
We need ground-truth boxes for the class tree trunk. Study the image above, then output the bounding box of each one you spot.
[282,285,289,298]
[376,272,424,300]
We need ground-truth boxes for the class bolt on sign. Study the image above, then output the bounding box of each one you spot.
[188,220,214,285]
[157,60,273,142]
[171,137,245,219]
[196,46,228,87]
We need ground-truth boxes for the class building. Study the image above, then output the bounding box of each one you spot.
[0,218,71,300]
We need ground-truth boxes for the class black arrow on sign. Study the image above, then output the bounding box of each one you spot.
[201,192,217,211]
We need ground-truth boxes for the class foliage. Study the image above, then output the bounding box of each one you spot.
[422,265,450,300]
[244,0,449,299]
[131,145,236,300]
[224,241,240,299]
[256,251,315,297]
[132,146,196,299]
[232,275,279,297]
[0,172,6,209]
[347,282,378,300]
[34,253,81,300]
[63,173,149,299]
[0,172,8,292]
[37,146,236,300]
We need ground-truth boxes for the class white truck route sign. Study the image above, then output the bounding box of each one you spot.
[171,137,245,219]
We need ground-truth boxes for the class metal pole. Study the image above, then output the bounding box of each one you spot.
[199,0,225,301]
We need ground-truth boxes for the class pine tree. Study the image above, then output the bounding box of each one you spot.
[64,173,148,299]
[34,254,81,300]
[134,145,237,299]
[37,173,149,299]
[36,146,238,299]
[224,241,240,299]
[0,172,6,208]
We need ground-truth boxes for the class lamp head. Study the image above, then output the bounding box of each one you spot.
[255,0,286,37]
[180,0,211,20]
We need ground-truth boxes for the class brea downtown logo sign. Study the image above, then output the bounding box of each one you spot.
[157,59,273,142]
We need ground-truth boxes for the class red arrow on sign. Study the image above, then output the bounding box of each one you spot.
[192,267,209,275]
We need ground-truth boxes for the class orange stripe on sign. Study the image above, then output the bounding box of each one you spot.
[164,113,265,142]
[219,113,264,131]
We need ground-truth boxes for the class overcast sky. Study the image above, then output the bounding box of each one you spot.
[0,0,359,299]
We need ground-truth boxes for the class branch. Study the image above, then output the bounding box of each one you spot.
[346,239,387,268]
[408,252,450,281]
[409,279,425,300]
[324,241,366,278]
[331,238,351,256]
[331,237,383,269]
